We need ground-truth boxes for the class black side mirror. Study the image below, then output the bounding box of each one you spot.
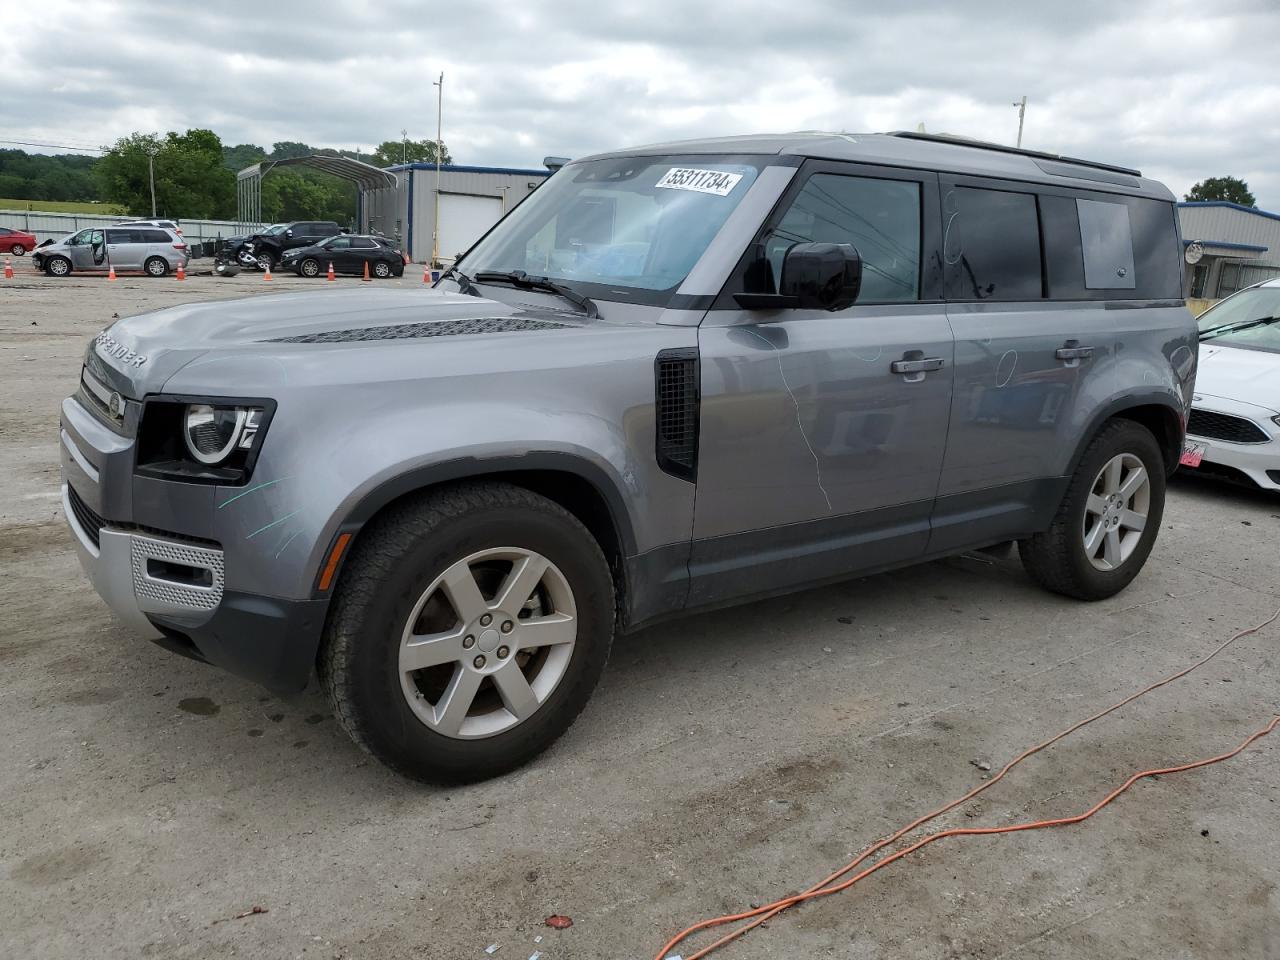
[780,242,862,311]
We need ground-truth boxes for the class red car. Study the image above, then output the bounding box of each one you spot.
[0,226,38,256]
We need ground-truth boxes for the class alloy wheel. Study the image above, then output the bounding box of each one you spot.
[1082,452,1150,571]
[398,547,577,739]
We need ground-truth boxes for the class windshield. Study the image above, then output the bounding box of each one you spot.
[262,223,287,236]
[1198,285,1280,353]
[459,155,764,305]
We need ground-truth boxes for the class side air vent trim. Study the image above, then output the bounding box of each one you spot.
[264,316,570,344]
[654,347,700,482]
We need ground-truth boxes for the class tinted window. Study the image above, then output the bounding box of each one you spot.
[315,223,339,236]
[765,174,921,302]
[350,237,378,249]
[1040,194,1181,301]
[143,229,171,243]
[326,237,351,250]
[0,228,11,236]
[944,187,1042,300]
[105,229,132,244]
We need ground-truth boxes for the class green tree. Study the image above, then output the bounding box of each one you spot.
[96,129,236,218]
[1185,176,1255,207]
[370,137,451,167]
[223,142,268,171]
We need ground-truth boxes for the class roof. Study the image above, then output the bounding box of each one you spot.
[388,162,551,177]
[1177,200,1280,223]
[237,155,397,190]
[577,131,1174,201]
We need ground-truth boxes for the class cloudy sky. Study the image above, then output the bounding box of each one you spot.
[3,0,1278,208]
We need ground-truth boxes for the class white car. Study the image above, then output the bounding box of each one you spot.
[1182,278,1280,491]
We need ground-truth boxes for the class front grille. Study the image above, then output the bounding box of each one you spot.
[67,484,105,548]
[1187,408,1269,444]
[655,348,699,481]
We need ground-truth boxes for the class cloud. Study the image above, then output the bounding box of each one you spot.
[2,0,1278,207]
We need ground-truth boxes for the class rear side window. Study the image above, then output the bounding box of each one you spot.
[944,187,1042,300]
[350,237,377,249]
[765,174,921,302]
[144,229,171,243]
[316,223,339,236]
[105,229,132,244]
[1041,194,1181,300]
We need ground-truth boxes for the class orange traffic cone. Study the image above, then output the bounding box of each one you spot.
[263,265,273,281]
[327,262,336,281]
[3,258,13,280]
[108,264,118,281]
[175,260,186,281]
[362,261,371,282]
[422,263,430,284]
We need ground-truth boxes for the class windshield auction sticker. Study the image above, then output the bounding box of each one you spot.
[655,167,744,197]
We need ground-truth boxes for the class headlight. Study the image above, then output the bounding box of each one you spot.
[183,404,263,464]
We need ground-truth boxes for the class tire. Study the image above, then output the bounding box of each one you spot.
[45,255,71,277]
[144,256,169,277]
[256,251,276,273]
[300,258,321,278]
[11,243,25,256]
[1019,419,1166,600]
[372,260,392,279]
[319,481,615,783]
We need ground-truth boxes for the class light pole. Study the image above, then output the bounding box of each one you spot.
[401,128,408,165]
[1012,96,1027,149]
[432,71,443,268]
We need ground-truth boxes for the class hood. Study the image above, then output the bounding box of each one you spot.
[82,287,594,398]
[1195,342,1280,414]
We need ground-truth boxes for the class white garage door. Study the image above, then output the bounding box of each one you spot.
[439,194,504,262]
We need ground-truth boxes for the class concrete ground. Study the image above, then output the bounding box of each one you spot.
[2,269,1278,960]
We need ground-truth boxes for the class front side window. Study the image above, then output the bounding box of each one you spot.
[68,229,93,246]
[763,174,921,302]
[324,236,351,250]
[945,187,1042,300]
[462,155,763,303]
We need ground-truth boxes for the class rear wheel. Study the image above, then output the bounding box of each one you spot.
[1019,420,1165,600]
[10,243,25,256]
[144,256,169,277]
[319,482,615,783]
[300,258,321,278]
[373,260,392,279]
[45,256,71,277]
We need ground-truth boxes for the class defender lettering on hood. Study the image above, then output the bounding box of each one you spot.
[95,332,148,368]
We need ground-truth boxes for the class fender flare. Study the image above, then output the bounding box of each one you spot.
[1066,391,1186,478]
[336,450,640,556]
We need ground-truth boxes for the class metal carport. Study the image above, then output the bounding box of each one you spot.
[236,155,398,226]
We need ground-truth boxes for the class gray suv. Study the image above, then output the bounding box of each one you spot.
[60,132,1197,782]
[35,225,190,277]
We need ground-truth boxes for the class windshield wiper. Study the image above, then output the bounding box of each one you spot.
[438,264,481,296]
[472,270,599,318]
[1200,315,1280,340]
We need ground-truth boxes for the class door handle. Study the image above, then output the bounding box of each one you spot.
[1055,341,1094,362]
[890,356,945,375]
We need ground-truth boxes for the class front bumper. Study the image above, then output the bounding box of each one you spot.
[60,400,328,693]
[1185,401,1280,492]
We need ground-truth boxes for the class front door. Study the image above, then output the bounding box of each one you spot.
[323,236,353,271]
[688,162,953,607]
[68,229,107,270]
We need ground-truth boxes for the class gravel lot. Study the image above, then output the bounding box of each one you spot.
[2,267,1279,960]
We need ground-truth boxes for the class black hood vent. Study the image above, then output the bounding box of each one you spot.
[264,316,571,344]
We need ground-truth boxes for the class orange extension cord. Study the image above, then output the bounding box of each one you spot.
[656,607,1280,960]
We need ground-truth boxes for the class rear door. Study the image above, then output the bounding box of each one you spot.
[349,237,379,271]
[689,161,953,606]
[105,228,140,270]
[931,177,1119,551]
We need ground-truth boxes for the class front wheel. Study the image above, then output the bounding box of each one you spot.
[256,251,276,273]
[299,258,321,278]
[319,482,615,783]
[45,256,71,277]
[1019,419,1165,600]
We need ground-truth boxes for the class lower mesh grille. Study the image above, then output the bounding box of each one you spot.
[67,484,105,548]
[655,348,699,481]
[1187,408,1269,444]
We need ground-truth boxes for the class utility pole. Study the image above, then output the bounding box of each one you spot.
[1012,96,1027,149]
[401,128,408,165]
[146,144,159,217]
[431,72,444,268]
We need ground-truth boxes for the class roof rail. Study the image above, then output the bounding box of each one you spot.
[887,131,1142,178]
